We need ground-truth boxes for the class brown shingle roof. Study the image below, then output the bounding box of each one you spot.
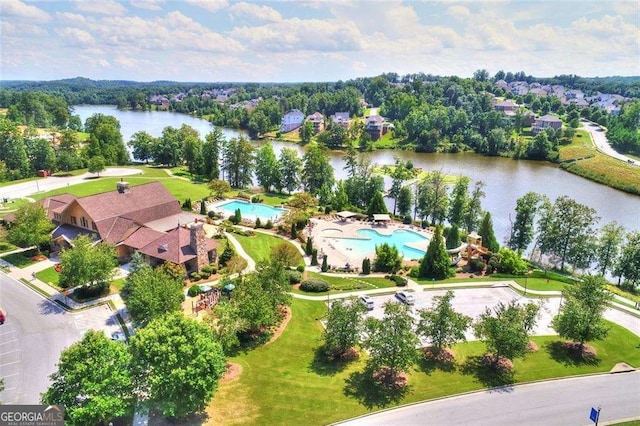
[73,181,180,224]
[138,227,219,264]
[122,227,166,250]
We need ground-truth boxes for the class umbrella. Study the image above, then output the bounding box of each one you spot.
[199,285,212,292]
[223,283,235,291]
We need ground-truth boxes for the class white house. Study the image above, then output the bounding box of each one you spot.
[280,109,305,133]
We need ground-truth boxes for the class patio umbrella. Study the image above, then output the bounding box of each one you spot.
[223,283,236,291]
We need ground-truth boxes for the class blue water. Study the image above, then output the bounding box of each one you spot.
[329,229,429,260]
[218,200,285,222]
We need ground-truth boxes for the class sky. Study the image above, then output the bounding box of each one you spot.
[1,0,638,82]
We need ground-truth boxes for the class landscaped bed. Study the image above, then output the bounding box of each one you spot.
[207,298,640,425]
[1,249,42,268]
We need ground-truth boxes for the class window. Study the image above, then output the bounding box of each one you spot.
[54,213,61,221]
[92,222,97,231]
[70,216,77,225]
[80,217,88,228]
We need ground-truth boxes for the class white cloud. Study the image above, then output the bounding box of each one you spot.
[184,0,228,13]
[228,2,282,23]
[129,0,164,11]
[446,5,470,19]
[55,12,87,24]
[74,0,128,16]
[0,0,51,23]
[56,27,96,47]
[1,21,47,36]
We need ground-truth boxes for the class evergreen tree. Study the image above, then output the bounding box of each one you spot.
[291,222,297,239]
[366,190,388,217]
[362,257,371,275]
[478,211,499,253]
[311,249,318,266]
[305,237,313,256]
[200,198,207,215]
[321,255,328,272]
[419,227,453,279]
[446,224,460,250]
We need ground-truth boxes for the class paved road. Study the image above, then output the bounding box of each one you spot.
[341,371,640,426]
[0,167,143,200]
[581,119,638,166]
[0,274,119,404]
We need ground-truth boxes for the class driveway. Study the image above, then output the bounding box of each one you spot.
[581,119,638,166]
[340,371,640,425]
[0,273,121,404]
[0,167,143,200]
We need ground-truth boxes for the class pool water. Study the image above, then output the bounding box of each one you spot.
[328,229,429,260]
[218,200,286,222]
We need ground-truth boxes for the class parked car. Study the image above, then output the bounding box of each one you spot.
[395,291,415,305]
[0,308,5,325]
[110,331,127,343]
[359,295,374,310]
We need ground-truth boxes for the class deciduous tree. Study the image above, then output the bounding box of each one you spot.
[552,275,612,352]
[255,143,280,193]
[508,192,543,254]
[7,203,53,254]
[595,222,625,276]
[59,235,117,294]
[615,231,640,287]
[374,243,402,273]
[42,330,134,425]
[130,313,226,419]
[417,290,471,352]
[87,155,106,176]
[278,147,302,194]
[324,299,366,359]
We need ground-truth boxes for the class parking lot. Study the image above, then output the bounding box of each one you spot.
[360,287,561,342]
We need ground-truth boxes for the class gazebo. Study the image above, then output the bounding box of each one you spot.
[336,211,357,222]
[372,214,392,226]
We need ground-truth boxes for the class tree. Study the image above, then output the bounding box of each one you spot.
[278,147,302,194]
[129,313,226,419]
[417,170,449,224]
[87,155,106,176]
[154,126,183,166]
[366,191,388,217]
[508,192,543,254]
[464,181,485,232]
[7,203,53,254]
[527,131,554,160]
[324,299,366,359]
[127,131,156,163]
[181,127,203,176]
[121,265,185,328]
[552,275,612,353]
[255,143,280,193]
[321,254,329,272]
[59,235,117,294]
[416,290,471,352]
[202,128,224,180]
[232,275,276,334]
[496,248,528,275]
[0,117,32,178]
[397,186,413,218]
[478,212,499,253]
[271,242,300,267]
[419,227,454,280]
[302,143,334,195]
[222,137,254,188]
[474,300,540,364]
[300,120,315,144]
[389,160,412,215]
[615,231,640,287]
[42,330,134,425]
[84,114,129,165]
[305,237,313,256]
[373,243,402,273]
[537,196,600,271]
[448,177,470,227]
[362,301,419,383]
[208,179,231,199]
[209,299,242,353]
[362,257,371,274]
[595,222,625,276]
[445,224,460,250]
[25,137,56,172]
[288,191,318,210]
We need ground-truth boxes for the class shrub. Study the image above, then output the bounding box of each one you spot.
[190,272,201,281]
[362,257,371,275]
[321,255,328,272]
[286,270,303,284]
[201,265,212,274]
[300,278,329,292]
[421,220,428,229]
[389,274,407,286]
[74,283,108,300]
[265,219,273,229]
[311,249,318,266]
[200,270,211,279]
[468,258,485,273]
[187,284,202,297]
[296,264,305,273]
[207,210,216,219]
[255,217,262,228]
[305,237,313,256]
[251,195,263,203]
[208,265,217,274]
[324,206,331,214]
[408,266,420,278]
[402,215,412,225]
[182,198,192,210]
[290,223,297,239]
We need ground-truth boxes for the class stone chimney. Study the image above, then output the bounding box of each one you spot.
[116,178,130,194]
[189,221,208,271]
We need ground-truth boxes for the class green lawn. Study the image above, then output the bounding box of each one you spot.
[209,299,640,425]
[0,241,17,254]
[1,250,40,268]
[233,232,303,266]
[302,272,399,293]
[35,266,61,287]
[0,198,31,217]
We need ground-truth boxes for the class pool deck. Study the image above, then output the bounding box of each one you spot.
[308,217,434,268]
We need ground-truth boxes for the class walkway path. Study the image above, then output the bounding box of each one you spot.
[581,119,638,166]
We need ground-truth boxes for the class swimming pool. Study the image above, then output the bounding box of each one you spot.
[217,200,286,222]
[328,229,429,260]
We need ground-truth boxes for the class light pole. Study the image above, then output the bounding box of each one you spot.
[524,277,528,296]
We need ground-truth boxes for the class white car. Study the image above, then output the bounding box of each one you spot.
[111,331,128,343]
[395,291,415,305]
[359,295,374,310]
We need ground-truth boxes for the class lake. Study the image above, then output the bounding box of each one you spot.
[72,105,640,243]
